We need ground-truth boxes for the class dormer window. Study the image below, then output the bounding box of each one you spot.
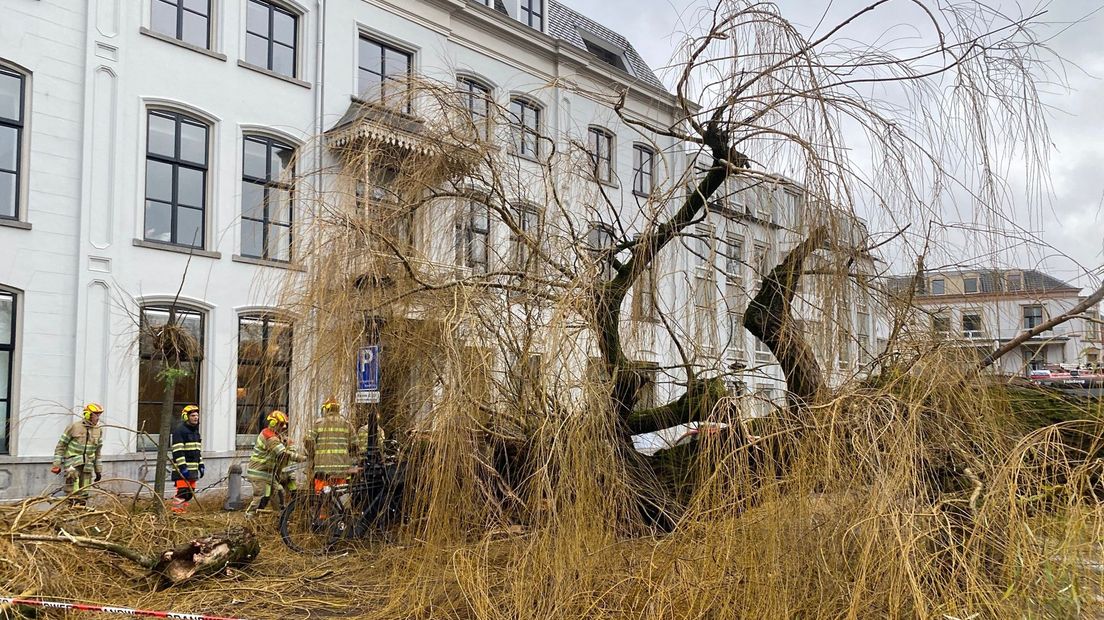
[581,37,628,72]
[929,278,945,295]
[1006,272,1023,292]
[520,0,543,31]
[963,275,979,294]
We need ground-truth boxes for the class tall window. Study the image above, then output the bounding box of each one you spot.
[457,77,491,140]
[632,144,654,196]
[145,110,209,247]
[241,135,294,261]
[520,0,543,30]
[725,231,744,302]
[1023,305,1044,330]
[728,311,745,360]
[0,290,14,453]
[150,0,211,49]
[244,0,297,78]
[753,243,769,275]
[857,312,871,362]
[137,305,204,451]
[456,200,490,273]
[236,315,291,448]
[0,66,25,221]
[588,127,613,184]
[511,203,541,271]
[509,98,541,158]
[358,36,412,112]
[588,223,616,280]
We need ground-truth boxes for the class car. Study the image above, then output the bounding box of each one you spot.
[1028,369,1052,379]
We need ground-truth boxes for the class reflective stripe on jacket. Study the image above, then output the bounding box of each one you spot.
[170,421,203,480]
[53,420,103,474]
[305,413,354,474]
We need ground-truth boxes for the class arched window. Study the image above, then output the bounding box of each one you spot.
[457,76,492,140]
[0,288,16,453]
[241,134,295,261]
[509,97,541,158]
[0,63,28,221]
[144,109,210,248]
[455,198,490,273]
[236,313,291,448]
[137,304,205,450]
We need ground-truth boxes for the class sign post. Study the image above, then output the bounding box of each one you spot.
[356,316,384,465]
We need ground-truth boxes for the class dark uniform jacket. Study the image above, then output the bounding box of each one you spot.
[170,421,203,481]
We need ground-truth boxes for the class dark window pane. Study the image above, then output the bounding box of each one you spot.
[358,70,381,100]
[271,187,291,224]
[246,0,269,35]
[0,126,17,171]
[176,206,203,247]
[173,365,199,401]
[150,0,178,38]
[384,48,409,77]
[242,218,264,257]
[0,353,9,398]
[243,138,268,179]
[0,72,21,122]
[271,143,294,179]
[178,121,207,165]
[273,10,296,46]
[241,181,265,220]
[269,222,290,261]
[0,294,11,345]
[359,39,382,74]
[177,167,204,208]
[147,113,176,157]
[144,200,172,242]
[271,43,295,77]
[145,160,173,202]
[245,32,269,68]
[183,0,208,14]
[180,10,209,48]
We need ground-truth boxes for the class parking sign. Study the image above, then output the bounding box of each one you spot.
[356,346,380,391]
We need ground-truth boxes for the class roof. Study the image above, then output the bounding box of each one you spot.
[887,269,1081,296]
[487,1,666,91]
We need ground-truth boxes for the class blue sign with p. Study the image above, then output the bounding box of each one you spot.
[356,346,380,391]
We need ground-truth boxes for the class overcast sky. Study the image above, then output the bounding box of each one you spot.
[558,0,1104,286]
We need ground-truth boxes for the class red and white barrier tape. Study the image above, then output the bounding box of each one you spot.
[0,597,245,620]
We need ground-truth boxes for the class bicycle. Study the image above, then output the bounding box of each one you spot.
[279,454,404,554]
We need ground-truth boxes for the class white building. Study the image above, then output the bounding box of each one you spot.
[888,269,1102,374]
[0,0,887,499]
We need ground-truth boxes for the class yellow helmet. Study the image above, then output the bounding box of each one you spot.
[181,404,200,421]
[82,403,104,420]
[266,410,289,429]
[321,398,340,414]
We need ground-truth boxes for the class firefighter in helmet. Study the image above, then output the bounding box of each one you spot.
[169,404,204,513]
[245,410,305,514]
[51,403,105,504]
[305,398,355,493]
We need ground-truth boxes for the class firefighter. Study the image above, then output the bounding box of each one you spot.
[169,404,204,513]
[355,420,388,459]
[50,403,105,504]
[245,410,305,514]
[305,398,355,493]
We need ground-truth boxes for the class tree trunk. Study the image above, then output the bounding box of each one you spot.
[744,227,828,410]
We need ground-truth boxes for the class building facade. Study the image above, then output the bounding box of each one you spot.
[888,269,1102,375]
[0,0,888,498]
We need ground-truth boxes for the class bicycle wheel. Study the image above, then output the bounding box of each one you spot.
[278,492,350,554]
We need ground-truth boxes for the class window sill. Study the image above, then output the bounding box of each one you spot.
[596,178,619,190]
[237,60,311,89]
[139,27,227,61]
[133,238,221,259]
[0,218,32,230]
[232,254,303,271]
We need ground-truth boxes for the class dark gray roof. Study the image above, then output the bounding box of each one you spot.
[483,1,666,91]
[887,269,1080,296]
[547,2,666,90]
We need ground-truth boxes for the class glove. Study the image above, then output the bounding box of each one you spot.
[199,464,206,479]
[178,465,189,479]
[94,472,102,482]
[50,465,61,475]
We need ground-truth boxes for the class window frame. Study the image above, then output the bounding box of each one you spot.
[137,304,205,451]
[962,311,983,337]
[963,275,979,294]
[520,0,544,30]
[510,202,541,272]
[929,277,945,295]
[588,126,614,185]
[150,0,212,49]
[456,199,491,273]
[457,76,492,140]
[243,0,299,78]
[235,313,292,449]
[0,64,26,222]
[0,289,16,454]
[357,35,413,113]
[1023,305,1044,330]
[509,97,541,158]
[144,109,210,248]
[240,134,295,262]
[632,143,654,196]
